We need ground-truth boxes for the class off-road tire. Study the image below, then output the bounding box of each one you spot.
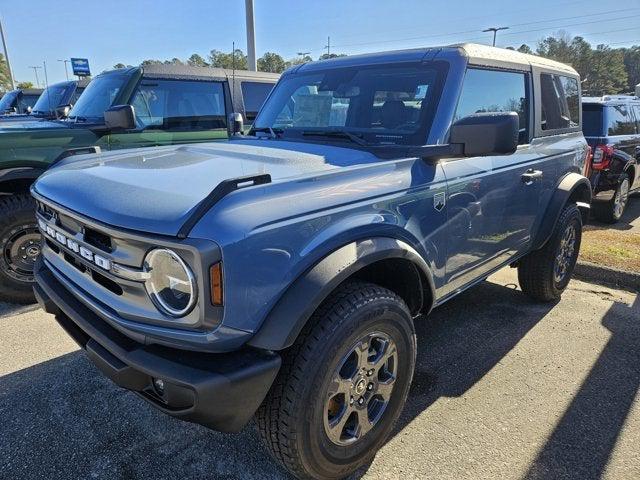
[592,173,629,224]
[518,203,582,302]
[0,194,38,304]
[256,281,416,480]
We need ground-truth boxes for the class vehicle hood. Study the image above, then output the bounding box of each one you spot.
[0,119,69,131]
[0,113,33,122]
[33,139,380,236]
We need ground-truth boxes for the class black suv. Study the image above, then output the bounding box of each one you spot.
[0,80,89,122]
[583,92,640,223]
[0,88,43,115]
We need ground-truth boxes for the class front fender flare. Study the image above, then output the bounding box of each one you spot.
[247,237,435,351]
[531,172,592,250]
[0,166,46,194]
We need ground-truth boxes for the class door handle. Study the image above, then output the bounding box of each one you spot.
[521,169,543,185]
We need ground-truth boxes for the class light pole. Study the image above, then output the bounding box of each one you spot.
[482,26,509,47]
[245,0,256,71]
[0,12,15,89]
[29,65,42,87]
[297,51,310,61]
[58,59,70,80]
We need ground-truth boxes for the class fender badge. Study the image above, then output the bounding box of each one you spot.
[434,192,446,212]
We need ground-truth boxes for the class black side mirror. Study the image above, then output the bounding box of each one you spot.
[228,112,244,137]
[55,104,71,118]
[104,104,136,130]
[450,112,519,156]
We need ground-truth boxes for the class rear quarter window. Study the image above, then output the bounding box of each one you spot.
[540,74,580,131]
[606,105,637,135]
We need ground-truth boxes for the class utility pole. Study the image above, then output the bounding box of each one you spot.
[29,66,42,87]
[324,36,331,57]
[245,0,256,71]
[482,26,509,47]
[58,59,70,80]
[0,12,15,89]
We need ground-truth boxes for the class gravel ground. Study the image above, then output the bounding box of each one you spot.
[1,268,638,479]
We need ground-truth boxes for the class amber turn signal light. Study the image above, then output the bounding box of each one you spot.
[210,262,223,306]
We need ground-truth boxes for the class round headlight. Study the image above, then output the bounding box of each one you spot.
[144,248,197,317]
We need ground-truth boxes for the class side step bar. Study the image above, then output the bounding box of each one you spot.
[177,173,271,239]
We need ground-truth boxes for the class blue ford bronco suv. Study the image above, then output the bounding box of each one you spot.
[33,44,591,479]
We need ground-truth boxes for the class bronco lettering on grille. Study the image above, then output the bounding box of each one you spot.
[39,219,112,271]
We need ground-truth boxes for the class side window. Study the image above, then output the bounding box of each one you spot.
[241,82,274,122]
[19,94,39,111]
[607,105,636,135]
[455,68,529,144]
[540,74,579,131]
[130,79,226,131]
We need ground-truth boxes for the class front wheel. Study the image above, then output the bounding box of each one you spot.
[518,203,582,302]
[0,194,39,304]
[256,281,416,480]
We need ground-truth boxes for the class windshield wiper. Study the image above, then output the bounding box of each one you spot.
[250,126,283,139]
[301,130,369,146]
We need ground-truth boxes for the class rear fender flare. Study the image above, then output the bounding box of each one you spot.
[531,172,591,250]
[247,237,435,351]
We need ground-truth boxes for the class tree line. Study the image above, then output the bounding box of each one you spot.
[112,50,346,75]
[511,32,638,96]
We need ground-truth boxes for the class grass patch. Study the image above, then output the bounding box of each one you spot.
[580,226,640,272]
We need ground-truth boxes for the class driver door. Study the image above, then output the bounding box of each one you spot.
[440,67,543,296]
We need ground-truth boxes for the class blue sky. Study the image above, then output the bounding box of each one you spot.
[3,0,640,85]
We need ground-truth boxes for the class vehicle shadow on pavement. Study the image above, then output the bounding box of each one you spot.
[523,295,640,480]
[0,351,286,479]
[0,301,39,319]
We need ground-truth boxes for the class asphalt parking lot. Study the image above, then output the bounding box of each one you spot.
[1,268,639,480]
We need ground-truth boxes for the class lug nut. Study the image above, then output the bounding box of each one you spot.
[367,369,374,376]
[358,397,365,405]
[367,383,373,390]
[349,396,354,405]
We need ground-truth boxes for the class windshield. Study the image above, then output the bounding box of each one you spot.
[253,64,443,145]
[32,83,74,114]
[0,90,19,112]
[68,74,127,121]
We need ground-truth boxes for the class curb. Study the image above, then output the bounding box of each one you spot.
[574,260,640,292]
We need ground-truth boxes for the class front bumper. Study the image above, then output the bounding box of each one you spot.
[34,259,281,433]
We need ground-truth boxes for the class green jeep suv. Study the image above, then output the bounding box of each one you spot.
[0,64,278,303]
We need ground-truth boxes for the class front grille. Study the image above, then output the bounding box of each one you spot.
[37,204,129,297]
[84,227,112,252]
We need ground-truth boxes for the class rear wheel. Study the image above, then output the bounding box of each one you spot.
[593,174,629,224]
[256,281,416,480]
[518,203,582,302]
[0,194,39,304]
